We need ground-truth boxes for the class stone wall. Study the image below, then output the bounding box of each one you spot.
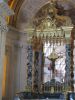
[4,27,28,100]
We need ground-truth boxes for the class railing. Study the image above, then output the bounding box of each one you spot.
[16,92,65,100]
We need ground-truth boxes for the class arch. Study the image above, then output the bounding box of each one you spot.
[8,0,25,27]
[13,0,49,27]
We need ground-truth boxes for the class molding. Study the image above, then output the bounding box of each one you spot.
[8,25,27,35]
[8,25,73,38]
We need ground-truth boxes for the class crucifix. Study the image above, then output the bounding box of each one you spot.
[47,48,59,79]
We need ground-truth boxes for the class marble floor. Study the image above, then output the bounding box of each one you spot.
[18,99,66,100]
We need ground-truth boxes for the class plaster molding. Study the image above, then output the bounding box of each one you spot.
[8,25,27,35]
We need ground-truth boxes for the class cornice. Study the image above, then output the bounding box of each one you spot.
[8,25,27,35]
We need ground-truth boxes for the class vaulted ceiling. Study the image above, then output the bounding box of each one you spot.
[8,0,75,32]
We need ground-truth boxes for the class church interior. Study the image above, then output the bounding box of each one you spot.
[0,0,75,100]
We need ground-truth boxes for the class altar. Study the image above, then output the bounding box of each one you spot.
[17,1,75,99]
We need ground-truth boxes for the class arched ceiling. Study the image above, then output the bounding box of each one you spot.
[8,0,75,32]
[16,0,50,30]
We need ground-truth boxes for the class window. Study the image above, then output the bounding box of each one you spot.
[43,42,66,83]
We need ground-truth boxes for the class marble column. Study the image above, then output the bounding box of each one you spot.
[0,18,8,100]
[70,25,75,92]
[27,44,33,91]
[65,43,71,90]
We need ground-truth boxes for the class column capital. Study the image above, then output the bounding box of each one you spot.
[0,16,8,32]
[0,1,14,32]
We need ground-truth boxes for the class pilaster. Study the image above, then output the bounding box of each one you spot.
[16,32,28,92]
[0,17,8,100]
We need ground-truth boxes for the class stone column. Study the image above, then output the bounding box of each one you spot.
[16,33,28,92]
[0,18,8,100]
